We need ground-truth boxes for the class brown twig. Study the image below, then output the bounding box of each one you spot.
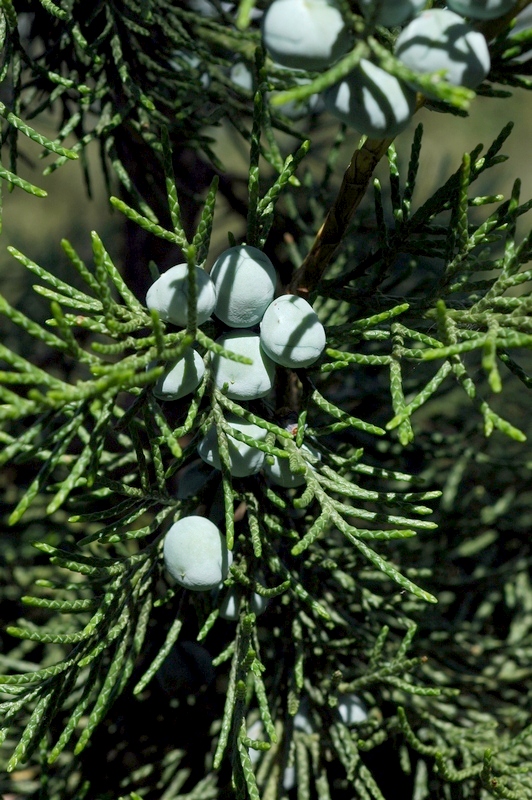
[288,134,394,298]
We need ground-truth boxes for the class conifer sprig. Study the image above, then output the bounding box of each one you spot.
[314,125,532,441]
[2,3,532,798]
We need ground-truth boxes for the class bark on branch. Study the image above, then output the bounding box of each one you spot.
[288,135,394,298]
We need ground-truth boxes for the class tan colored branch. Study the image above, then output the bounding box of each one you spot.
[288,134,394,297]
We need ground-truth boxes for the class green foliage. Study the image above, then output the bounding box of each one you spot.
[2,1,532,799]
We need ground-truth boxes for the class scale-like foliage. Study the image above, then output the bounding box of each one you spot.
[2,1,532,800]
